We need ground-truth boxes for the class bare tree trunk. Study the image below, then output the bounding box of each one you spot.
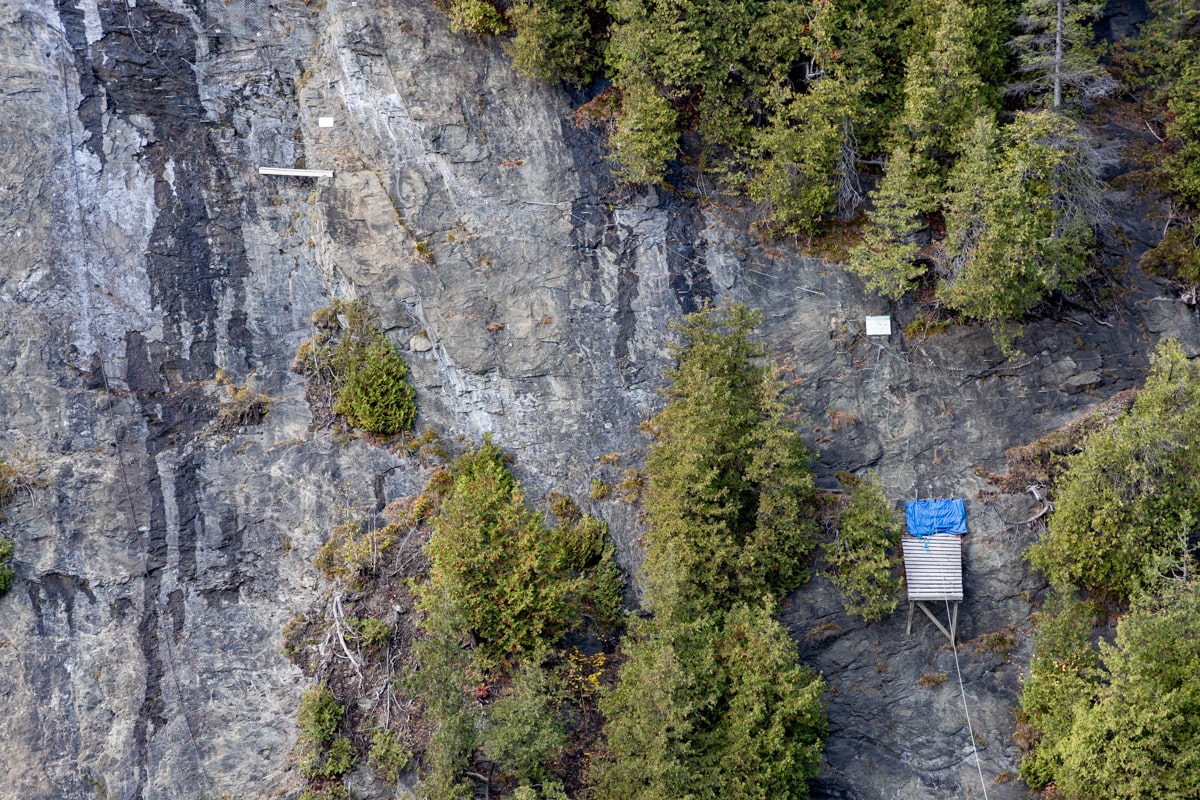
[1054,0,1063,108]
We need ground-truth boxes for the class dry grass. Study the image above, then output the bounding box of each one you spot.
[978,388,1137,494]
[917,672,948,689]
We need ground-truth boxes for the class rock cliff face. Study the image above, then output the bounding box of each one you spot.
[0,0,1197,798]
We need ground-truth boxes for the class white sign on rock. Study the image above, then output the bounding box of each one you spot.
[865,315,892,336]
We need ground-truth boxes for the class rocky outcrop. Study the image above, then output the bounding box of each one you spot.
[1,0,1198,798]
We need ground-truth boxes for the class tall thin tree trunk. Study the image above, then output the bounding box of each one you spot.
[1054,0,1063,108]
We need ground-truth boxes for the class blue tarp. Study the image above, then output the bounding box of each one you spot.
[905,498,968,537]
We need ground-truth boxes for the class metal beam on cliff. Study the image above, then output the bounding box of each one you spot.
[258,167,335,178]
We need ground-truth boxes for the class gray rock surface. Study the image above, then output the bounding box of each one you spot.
[0,0,1197,798]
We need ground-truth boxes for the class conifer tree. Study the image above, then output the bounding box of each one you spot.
[591,302,826,800]
[639,302,819,621]
[847,0,1002,299]
[1008,0,1115,108]
[940,110,1103,326]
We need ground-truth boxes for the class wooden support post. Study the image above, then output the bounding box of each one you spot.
[915,601,954,643]
[906,602,915,636]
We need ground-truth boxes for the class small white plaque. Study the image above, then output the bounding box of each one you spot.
[318,117,335,128]
[865,315,892,336]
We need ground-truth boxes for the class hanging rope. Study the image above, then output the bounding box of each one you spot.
[942,572,989,800]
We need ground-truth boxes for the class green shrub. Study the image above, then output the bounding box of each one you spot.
[297,685,357,780]
[824,473,902,621]
[482,654,567,784]
[348,616,392,650]
[368,728,412,783]
[446,0,509,36]
[1165,62,1200,206]
[407,633,481,800]
[293,300,416,437]
[846,145,927,300]
[333,341,417,435]
[298,685,343,747]
[1140,217,1200,289]
[0,537,14,595]
[1027,339,1200,600]
[420,437,577,662]
[1019,583,1200,797]
[299,786,349,800]
[607,82,678,185]
[940,111,1101,325]
[745,80,847,235]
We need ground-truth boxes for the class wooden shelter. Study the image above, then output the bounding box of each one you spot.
[902,532,963,644]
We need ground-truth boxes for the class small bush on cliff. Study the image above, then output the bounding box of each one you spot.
[481,652,568,786]
[939,111,1102,327]
[297,684,357,780]
[825,472,902,621]
[410,442,625,797]
[368,728,412,783]
[293,300,416,437]
[0,537,14,595]
[507,0,605,86]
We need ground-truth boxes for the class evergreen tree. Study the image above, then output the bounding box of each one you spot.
[1053,584,1200,799]
[591,301,826,800]
[1027,339,1200,601]
[940,110,1103,326]
[1008,0,1114,108]
[507,0,607,85]
[746,80,851,233]
[825,472,903,621]
[847,0,1004,299]
[640,302,820,622]
[594,605,825,800]
[846,146,928,299]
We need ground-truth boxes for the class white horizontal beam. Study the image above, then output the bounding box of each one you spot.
[258,167,335,178]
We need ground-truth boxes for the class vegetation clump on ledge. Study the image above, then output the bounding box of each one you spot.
[0,456,44,597]
[293,299,417,437]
